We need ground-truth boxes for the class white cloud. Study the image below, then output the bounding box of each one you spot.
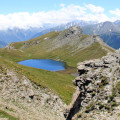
[109,8,120,21]
[85,4,104,13]
[60,3,65,7]
[110,8,120,18]
[0,4,112,30]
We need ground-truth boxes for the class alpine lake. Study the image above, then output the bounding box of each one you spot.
[18,59,66,71]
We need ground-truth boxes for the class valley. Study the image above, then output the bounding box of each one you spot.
[0,25,119,120]
[0,1,120,119]
[0,26,114,104]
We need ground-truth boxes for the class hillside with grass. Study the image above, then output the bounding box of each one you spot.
[0,26,115,120]
[6,26,114,66]
[0,26,114,104]
[0,57,66,120]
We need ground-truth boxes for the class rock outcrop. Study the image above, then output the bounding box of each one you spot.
[58,25,83,40]
[64,49,120,120]
[0,66,65,120]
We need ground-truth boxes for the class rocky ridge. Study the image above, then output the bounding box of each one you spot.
[64,49,120,120]
[7,25,114,54]
[46,26,114,52]
[0,65,65,120]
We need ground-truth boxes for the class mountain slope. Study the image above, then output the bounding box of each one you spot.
[100,32,120,49]
[8,26,114,67]
[0,26,114,105]
[0,26,118,120]
[82,21,120,49]
[0,57,65,120]
[32,21,120,50]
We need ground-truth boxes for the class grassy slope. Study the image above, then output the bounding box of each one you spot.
[0,31,113,104]
[0,110,18,120]
[0,57,74,104]
[7,31,109,67]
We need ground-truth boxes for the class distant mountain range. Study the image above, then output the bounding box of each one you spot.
[114,20,120,26]
[0,20,97,48]
[0,24,57,48]
[82,21,120,49]
[32,20,97,38]
[0,40,7,48]
[0,20,120,49]
[0,27,44,47]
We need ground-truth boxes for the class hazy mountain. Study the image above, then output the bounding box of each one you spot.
[100,32,120,49]
[82,21,120,34]
[0,24,57,47]
[82,21,120,49]
[32,20,97,38]
[114,20,120,26]
[0,27,43,47]
[0,40,7,48]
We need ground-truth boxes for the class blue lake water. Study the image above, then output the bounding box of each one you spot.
[18,59,65,71]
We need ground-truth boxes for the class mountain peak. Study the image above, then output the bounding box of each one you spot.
[58,25,82,40]
[67,25,82,35]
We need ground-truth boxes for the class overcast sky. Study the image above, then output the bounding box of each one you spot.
[0,0,120,30]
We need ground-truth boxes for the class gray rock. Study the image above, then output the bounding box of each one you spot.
[64,49,120,120]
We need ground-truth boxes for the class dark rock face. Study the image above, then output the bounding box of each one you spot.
[64,49,120,120]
